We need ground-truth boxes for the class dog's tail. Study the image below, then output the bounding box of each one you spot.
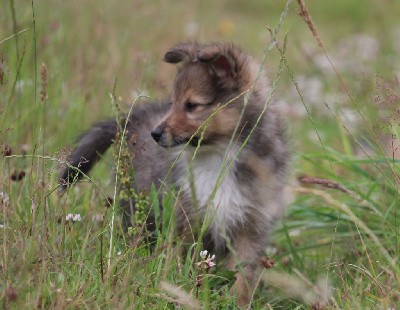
[59,119,117,192]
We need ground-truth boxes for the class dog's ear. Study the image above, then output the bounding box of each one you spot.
[164,43,198,64]
[197,46,236,80]
[164,48,186,64]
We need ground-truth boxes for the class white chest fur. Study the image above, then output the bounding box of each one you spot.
[179,145,252,246]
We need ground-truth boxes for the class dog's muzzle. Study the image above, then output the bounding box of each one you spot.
[151,128,201,148]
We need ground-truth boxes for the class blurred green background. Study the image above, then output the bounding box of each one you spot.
[2,0,399,155]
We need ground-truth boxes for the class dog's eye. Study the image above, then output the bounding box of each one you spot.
[185,102,198,112]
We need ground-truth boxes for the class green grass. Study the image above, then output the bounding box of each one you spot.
[1,0,400,308]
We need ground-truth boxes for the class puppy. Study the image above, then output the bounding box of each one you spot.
[60,42,289,305]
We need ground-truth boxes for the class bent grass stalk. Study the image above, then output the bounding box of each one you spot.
[294,186,398,274]
[6,154,113,206]
[0,28,30,46]
[325,102,399,195]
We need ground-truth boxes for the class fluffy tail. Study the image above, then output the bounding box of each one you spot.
[59,119,117,191]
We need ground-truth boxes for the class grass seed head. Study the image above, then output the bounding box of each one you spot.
[10,170,26,181]
[260,256,275,269]
[40,62,48,102]
[2,144,12,156]
[0,58,5,85]
[6,287,18,302]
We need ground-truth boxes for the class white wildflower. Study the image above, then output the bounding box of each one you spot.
[185,21,199,37]
[15,79,33,92]
[91,213,103,223]
[65,213,82,222]
[197,250,216,271]
[339,34,379,62]
[205,255,216,269]
[0,190,10,208]
[339,107,360,131]
[314,53,337,74]
[265,245,278,256]
[295,76,324,105]
[199,250,208,260]
[307,130,325,143]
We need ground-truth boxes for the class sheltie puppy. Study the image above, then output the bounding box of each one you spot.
[60,42,290,305]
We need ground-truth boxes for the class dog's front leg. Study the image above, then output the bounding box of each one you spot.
[225,233,266,306]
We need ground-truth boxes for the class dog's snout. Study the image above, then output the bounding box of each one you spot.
[151,127,164,142]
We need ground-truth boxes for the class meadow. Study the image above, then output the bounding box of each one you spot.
[1,0,399,308]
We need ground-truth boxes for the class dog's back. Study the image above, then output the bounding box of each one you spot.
[59,103,170,192]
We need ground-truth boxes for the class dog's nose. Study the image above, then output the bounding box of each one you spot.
[151,128,163,142]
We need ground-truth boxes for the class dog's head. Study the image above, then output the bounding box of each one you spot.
[151,42,262,148]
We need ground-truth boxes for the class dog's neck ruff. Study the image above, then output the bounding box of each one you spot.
[178,142,251,251]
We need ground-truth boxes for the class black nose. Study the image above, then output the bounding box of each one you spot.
[151,127,163,142]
